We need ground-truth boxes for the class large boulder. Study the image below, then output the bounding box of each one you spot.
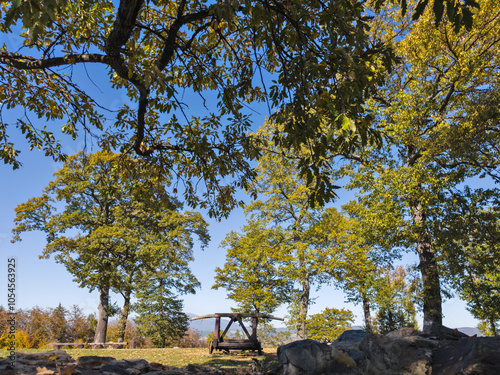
[277,332,431,375]
[277,339,364,375]
[433,336,500,375]
[357,334,431,374]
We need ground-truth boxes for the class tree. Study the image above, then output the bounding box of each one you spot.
[12,151,208,343]
[334,247,384,333]
[257,323,292,347]
[434,187,500,336]
[134,275,189,348]
[110,193,208,342]
[0,306,12,349]
[340,0,500,333]
[49,303,69,343]
[317,206,391,333]
[67,305,94,342]
[213,222,295,314]
[178,329,205,348]
[215,122,364,339]
[306,307,354,343]
[477,320,499,337]
[373,266,419,334]
[15,307,51,348]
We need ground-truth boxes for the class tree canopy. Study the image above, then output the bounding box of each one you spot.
[305,307,354,343]
[337,0,500,332]
[2,0,479,216]
[0,0,402,216]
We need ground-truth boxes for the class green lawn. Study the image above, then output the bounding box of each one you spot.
[0,347,279,370]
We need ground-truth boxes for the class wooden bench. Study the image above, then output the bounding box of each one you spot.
[50,342,128,349]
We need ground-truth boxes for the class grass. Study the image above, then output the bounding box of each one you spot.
[0,347,279,370]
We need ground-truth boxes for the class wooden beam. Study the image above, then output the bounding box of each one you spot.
[190,313,284,321]
[220,317,235,341]
[236,315,253,341]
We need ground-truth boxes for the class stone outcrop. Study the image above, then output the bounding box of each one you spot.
[0,351,226,375]
[277,329,500,375]
[2,331,499,375]
[433,336,500,375]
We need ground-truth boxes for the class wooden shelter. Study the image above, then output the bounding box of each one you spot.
[190,313,283,354]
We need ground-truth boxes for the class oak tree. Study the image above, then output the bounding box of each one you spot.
[434,187,500,336]
[215,122,363,339]
[12,151,208,343]
[213,222,294,314]
[0,0,401,215]
[340,0,500,333]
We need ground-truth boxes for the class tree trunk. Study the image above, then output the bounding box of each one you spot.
[412,200,443,333]
[490,317,497,336]
[407,145,442,334]
[94,285,110,344]
[361,293,373,333]
[297,275,310,340]
[118,290,131,342]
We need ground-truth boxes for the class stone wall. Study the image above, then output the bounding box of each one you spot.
[277,329,500,375]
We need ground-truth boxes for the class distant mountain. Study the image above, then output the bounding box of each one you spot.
[347,326,482,337]
[456,327,482,337]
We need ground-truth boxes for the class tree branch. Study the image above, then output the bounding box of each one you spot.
[0,53,110,69]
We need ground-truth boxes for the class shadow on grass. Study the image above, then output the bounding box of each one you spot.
[202,351,279,370]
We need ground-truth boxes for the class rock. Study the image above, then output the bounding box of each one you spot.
[424,325,470,340]
[34,367,58,375]
[0,350,249,375]
[76,356,116,368]
[335,330,370,343]
[111,359,150,373]
[386,327,422,338]
[16,350,74,365]
[57,362,77,375]
[277,339,364,375]
[357,333,432,374]
[99,364,130,375]
[278,332,500,375]
[149,362,166,371]
[433,336,500,375]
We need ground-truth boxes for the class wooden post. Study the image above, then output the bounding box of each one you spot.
[214,317,220,345]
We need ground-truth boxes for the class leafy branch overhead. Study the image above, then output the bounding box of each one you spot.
[0,0,478,215]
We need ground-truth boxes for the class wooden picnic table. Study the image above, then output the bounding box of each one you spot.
[190,313,283,355]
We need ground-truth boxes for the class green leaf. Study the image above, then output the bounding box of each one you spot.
[413,0,430,21]
[433,0,445,26]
